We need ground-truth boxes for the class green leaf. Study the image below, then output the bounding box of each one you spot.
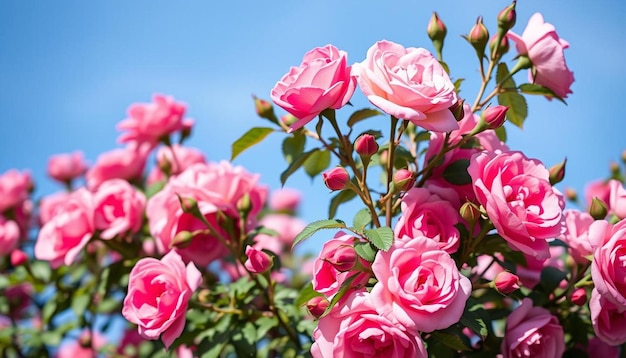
[347,108,382,127]
[454,78,465,92]
[71,293,91,317]
[281,133,306,164]
[519,83,566,104]
[461,309,489,340]
[540,266,568,294]
[352,208,372,231]
[495,126,507,142]
[293,219,347,248]
[145,179,166,198]
[295,282,323,307]
[30,261,51,282]
[323,274,358,316]
[328,189,357,219]
[496,63,527,128]
[354,241,377,262]
[364,226,394,251]
[280,149,316,186]
[304,149,331,178]
[231,127,274,161]
[442,159,472,185]
[255,316,279,341]
[431,331,472,352]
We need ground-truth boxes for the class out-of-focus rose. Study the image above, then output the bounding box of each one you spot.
[558,210,595,263]
[93,179,146,240]
[244,246,272,274]
[585,179,611,209]
[311,290,427,358]
[591,219,626,309]
[0,217,20,256]
[468,150,564,259]
[271,44,356,131]
[589,288,626,346]
[253,214,306,254]
[47,151,89,183]
[268,188,301,213]
[608,179,626,219]
[501,298,565,358]
[5,283,32,319]
[86,143,150,190]
[370,235,471,332]
[146,144,207,185]
[0,169,32,213]
[117,94,193,146]
[586,337,620,357]
[122,251,201,349]
[507,13,574,98]
[34,188,95,268]
[39,191,71,225]
[10,249,27,266]
[353,40,458,132]
[56,330,106,358]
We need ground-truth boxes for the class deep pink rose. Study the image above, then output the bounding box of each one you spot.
[39,191,71,225]
[34,188,95,268]
[146,144,207,185]
[585,179,611,209]
[501,298,565,358]
[93,179,146,240]
[589,288,626,346]
[0,217,20,256]
[122,251,201,349]
[353,40,458,132]
[269,188,301,212]
[117,94,193,146]
[468,150,564,259]
[244,246,272,273]
[558,209,595,263]
[0,169,31,213]
[394,187,461,253]
[507,13,574,98]
[608,179,626,219]
[86,143,150,190]
[311,290,427,358]
[587,337,620,357]
[591,219,626,309]
[271,44,356,131]
[370,235,471,332]
[312,231,371,297]
[47,151,89,183]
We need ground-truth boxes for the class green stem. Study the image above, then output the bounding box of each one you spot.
[385,116,399,227]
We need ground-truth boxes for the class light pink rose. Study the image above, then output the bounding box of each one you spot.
[47,151,88,183]
[353,40,458,132]
[585,179,611,209]
[56,330,106,358]
[608,179,626,219]
[0,169,31,213]
[501,298,564,358]
[507,13,574,98]
[0,217,20,256]
[312,231,371,297]
[591,219,626,309]
[370,235,471,332]
[394,187,461,253]
[311,290,427,358]
[34,188,95,268]
[558,209,595,263]
[468,150,564,259]
[117,94,193,146]
[93,179,146,240]
[271,44,356,131]
[269,188,301,212]
[146,144,207,185]
[39,191,72,225]
[122,250,201,349]
[244,246,272,273]
[590,288,626,346]
[86,143,150,190]
[258,214,306,246]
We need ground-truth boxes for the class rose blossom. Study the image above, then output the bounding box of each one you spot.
[311,290,427,358]
[501,298,565,358]
[507,13,574,98]
[586,337,620,357]
[86,143,150,190]
[0,169,31,213]
[0,217,20,256]
[122,251,201,349]
[608,179,626,219]
[271,44,356,131]
[353,40,458,132]
[56,330,106,358]
[468,150,564,259]
[93,179,146,240]
[590,218,626,308]
[146,144,207,185]
[585,179,611,209]
[589,288,626,346]
[34,188,95,268]
[370,235,471,332]
[268,188,301,212]
[47,151,89,183]
[38,191,71,225]
[558,209,595,263]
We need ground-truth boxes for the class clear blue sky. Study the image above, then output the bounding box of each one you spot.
[1,0,625,255]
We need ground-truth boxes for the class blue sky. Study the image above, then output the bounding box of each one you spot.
[1,0,625,255]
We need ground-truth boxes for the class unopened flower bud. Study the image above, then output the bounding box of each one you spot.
[481,105,508,129]
[460,202,481,225]
[158,156,173,177]
[589,197,609,220]
[497,1,517,33]
[622,150,626,165]
[244,246,273,274]
[329,245,358,272]
[549,158,567,185]
[253,96,275,120]
[570,288,587,306]
[237,193,252,217]
[449,99,466,121]
[490,35,510,60]
[467,16,490,56]
[379,150,389,167]
[354,134,379,158]
[427,12,446,57]
[493,271,520,294]
[10,249,27,266]
[393,169,416,192]
[306,296,329,318]
[281,114,298,127]
[610,161,620,176]
[172,230,194,248]
[180,119,194,143]
[323,167,350,191]
[564,187,578,202]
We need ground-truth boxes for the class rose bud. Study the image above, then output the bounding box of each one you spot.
[10,249,28,266]
[460,202,481,226]
[490,35,510,60]
[328,245,358,272]
[481,105,508,129]
[427,12,447,44]
[589,197,608,220]
[322,167,350,191]
[497,1,517,33]
[306,296,329,318]
[393,169,415,192]
[281,114,298,127]
[244,246,272,274]
[493,271,520,294]
[564,187,578,202]
[467,16,489,56]
[253,96,275,120]
[354,134,379,158]
[570,288,587,306]
[449,99,466,122]
[548,158,567,185]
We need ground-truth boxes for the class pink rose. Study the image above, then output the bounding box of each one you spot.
[501,298,565,358]
[93,179,146,240]
[122,251,201,349]
[353,40,458,132]
[47,151,88,183]
[507,13,574,98]
[269,188,301,212]
[0,217,20,256]
[468,150,564,259]
[586,337,620,357]
[146,144,207,185]
[585,179,611,209]
[591,219,626,308]
[590,289,626,346]
[370,235,471,332]
[117,94,193,146]
[56,331,106,358]
[244,246,272,273]
[34,188,95,268]
[39,191,71,225]
[394,187,461,253]
[608,179,626,219]
[0,169,32,213]
[558,209,595,263]
[271,44,356,131]
[86,143,150,190]
[311,290,427,358]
